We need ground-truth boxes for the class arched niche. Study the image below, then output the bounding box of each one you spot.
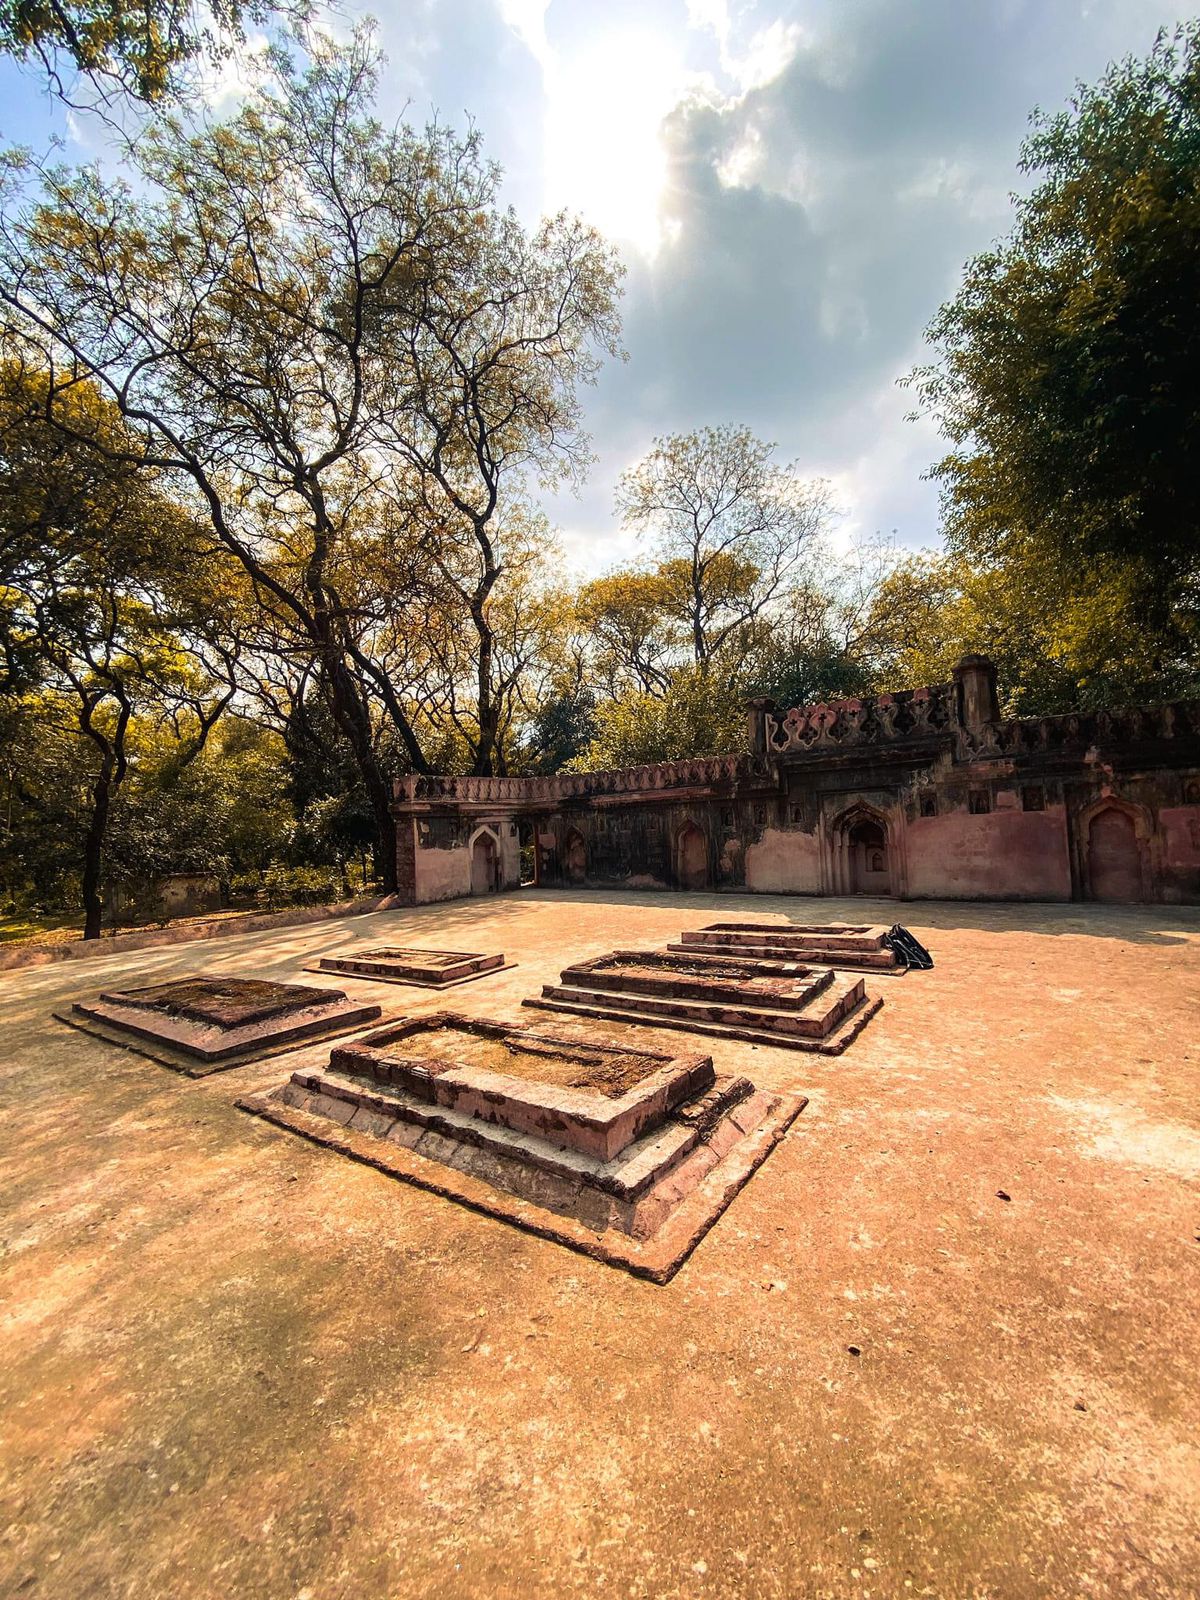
[675,821,710,890]
[562,827,587,884]
[829,803,893,897]
[467,826,501,896]
[1078,797,1154,903]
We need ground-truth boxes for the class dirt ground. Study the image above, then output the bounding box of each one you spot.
[2,888,1198,1600]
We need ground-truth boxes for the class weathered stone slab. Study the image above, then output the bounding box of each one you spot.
[672,922,905,971]
[59,976,383,1075]
[270,1065,719,1200]
[523,989,883,1054]
[559,949,836,1010]
[327,1013,711,1161]
[305,947,512,988]
[238,1043,805,1282]
[524,946,882,1051]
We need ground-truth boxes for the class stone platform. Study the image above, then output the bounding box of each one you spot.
[238,1012,805,1281]
[670,921,909,972]
[304,947,512,988]
[57,976,384,1076]
[523,947,883,1052]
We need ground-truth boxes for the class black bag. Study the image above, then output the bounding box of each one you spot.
[883,924,934,970]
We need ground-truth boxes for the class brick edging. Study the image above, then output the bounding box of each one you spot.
[0,895,405,973]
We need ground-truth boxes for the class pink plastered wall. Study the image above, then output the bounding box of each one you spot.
[744,827,823,894]
[905,806,1071,900]
[413,846,471,904]
[1158,806,1200,900]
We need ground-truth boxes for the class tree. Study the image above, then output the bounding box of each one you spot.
[0,0,295,103]
[615,427,832,679]
[575,569,676,697]
[0,362,228,935]
[861,545,1200,716]
[571,666,745,771]
[908,24,1200,645]
[0,27,622,884]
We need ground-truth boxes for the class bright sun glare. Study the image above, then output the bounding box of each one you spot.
[501,3,696,255]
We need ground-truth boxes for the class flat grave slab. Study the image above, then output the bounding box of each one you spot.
[57,975,385,1076]
[672,922,913,973]
[239,1012,805,1282]
[303,947,513,988]
[524,947,883,1053]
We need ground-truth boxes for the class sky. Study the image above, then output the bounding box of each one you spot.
[0,0,1191,574]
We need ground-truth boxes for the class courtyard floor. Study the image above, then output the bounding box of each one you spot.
[1,888,1198,1599]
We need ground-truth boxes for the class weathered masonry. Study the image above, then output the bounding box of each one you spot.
[393,656,1200,906]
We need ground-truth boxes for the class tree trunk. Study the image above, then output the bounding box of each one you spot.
[80,758,113,940]
[323,656,399,893]
[471,586,498,777]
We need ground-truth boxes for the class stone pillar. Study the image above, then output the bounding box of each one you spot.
[394,813,418,905]
[744,697,775,755]
[952,654,999,732]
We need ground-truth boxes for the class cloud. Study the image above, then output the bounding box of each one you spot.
[543,0,1194,567]
[12,0,1179,573]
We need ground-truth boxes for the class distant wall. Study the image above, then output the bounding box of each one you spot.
[392,671,1200,907]
[744,827,822,894]
[905,803,1072,901]
[1159,806,1200,902]
[405,815,521,905]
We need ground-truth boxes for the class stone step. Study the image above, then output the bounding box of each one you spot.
[522,989,883,1055]
[558,954,836,1012]
[669,936,900,970]
[679,923,894,955]
[538,970,865,1040]
[313,949,505,986]
[277,1066,753,1202]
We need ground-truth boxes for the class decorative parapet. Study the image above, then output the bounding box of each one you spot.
[764,683,956,755]
[960,698,1198,760]
[394,753,767,808]
[391,694,1200,810]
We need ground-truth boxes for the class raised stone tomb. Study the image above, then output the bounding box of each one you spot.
[672,922,907,972]
[306,947,508,988]
[238,1012,806,1282]
[63,976,383,1075]
[523,947,883,1052]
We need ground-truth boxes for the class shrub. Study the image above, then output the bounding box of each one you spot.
[254,861,344,911]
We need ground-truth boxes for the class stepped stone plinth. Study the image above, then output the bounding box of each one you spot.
[671,922,908,972]
[238,1012,805,1282]
[523,947,882,1053]
[305,947,510,988]
[59,976,383,1076]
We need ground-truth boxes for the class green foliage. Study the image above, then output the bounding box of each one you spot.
[614,427,832,678]
[863,547,1200,716]
[517,692,598,774]
[253,860,343,911]
[2,21,1198,884]
[745,647,874,710]
[910,23,1200,625]
[0,0,291,102]
[572,667,746,770]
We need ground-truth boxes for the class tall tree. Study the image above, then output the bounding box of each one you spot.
[0,27,622,884]
[615,426,831,679]
[908,23,1200,651]
[0,0,296,103]
[574,569,676,698]
[0,362,226,935]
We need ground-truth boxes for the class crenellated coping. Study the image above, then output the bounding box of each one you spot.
[391,693,1200,806]
[394,753,761,807]
[765,682,956,754]
[962,698,1199,758]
